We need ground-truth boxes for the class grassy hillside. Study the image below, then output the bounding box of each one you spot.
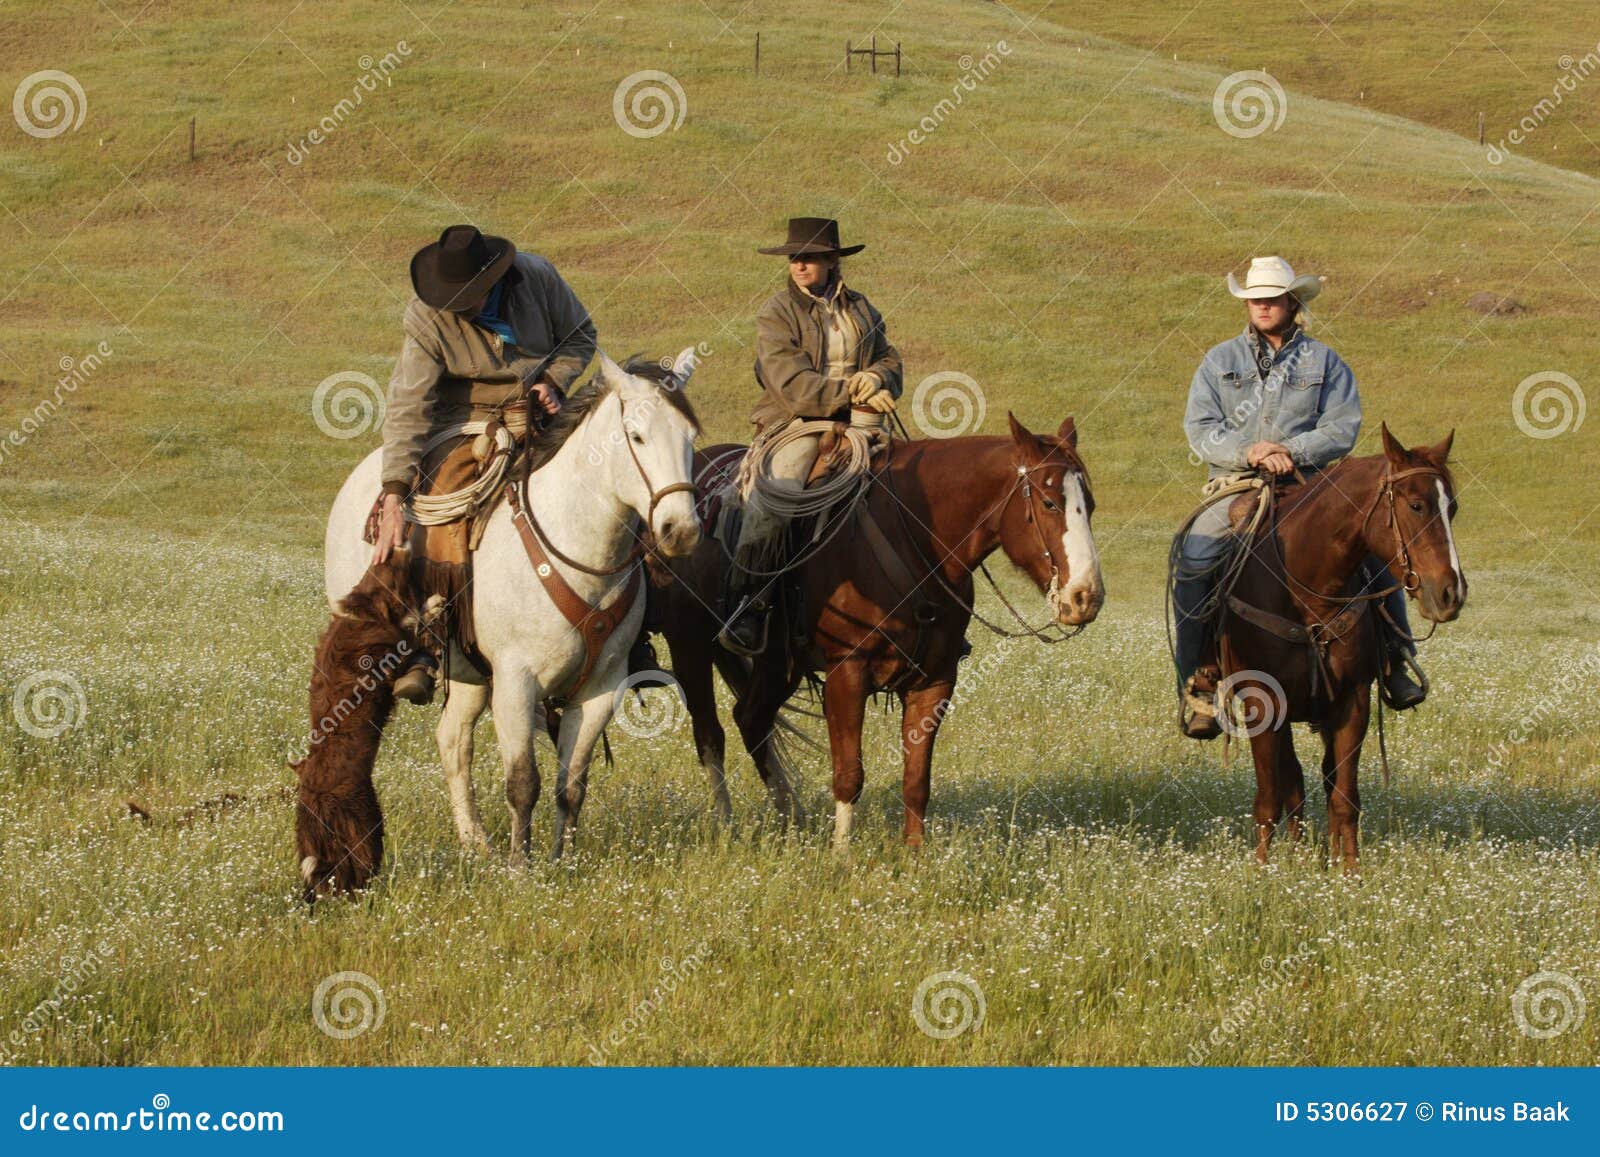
[1,1,1597,1065]
[1058,1,1600,177]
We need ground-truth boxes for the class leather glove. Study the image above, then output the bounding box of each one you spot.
[865,388,898,414]
[847,371,880,403]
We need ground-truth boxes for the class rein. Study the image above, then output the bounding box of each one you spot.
[880,440,1090,644]
[517,392,697,577]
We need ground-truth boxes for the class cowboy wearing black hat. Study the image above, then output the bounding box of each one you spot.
[718,217,903,656]
[372,225,597,703]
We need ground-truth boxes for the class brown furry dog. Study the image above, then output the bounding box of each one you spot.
[292,554,443,902]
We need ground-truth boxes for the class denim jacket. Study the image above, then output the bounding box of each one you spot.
[1183,326,1361,478]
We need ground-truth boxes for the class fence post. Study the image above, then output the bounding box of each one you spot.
[755,31,760,75]
[1477,111,1485,146]
[871,34,878,74]
[895,42,902,77]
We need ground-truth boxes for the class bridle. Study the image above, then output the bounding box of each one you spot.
[518,391,696,577]
[885,442,1095,644]
[1360,463,1452,600]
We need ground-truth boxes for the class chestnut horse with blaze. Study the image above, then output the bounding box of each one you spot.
[653,414,1104,847]
[1222,425,1466,869]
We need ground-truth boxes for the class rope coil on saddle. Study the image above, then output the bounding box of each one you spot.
[724,417,883,578]
[403,420,522,526]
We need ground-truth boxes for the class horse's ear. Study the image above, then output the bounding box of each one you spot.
[1379,422,1407,466]
[1007,411,1037,446]
[1056,416,1078,448]
[1423,428,1454,464]
[670,345,699,388]
[595,350,625,384]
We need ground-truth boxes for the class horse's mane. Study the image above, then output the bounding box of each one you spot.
[524,354,701,472]
[1277,449,1456,523]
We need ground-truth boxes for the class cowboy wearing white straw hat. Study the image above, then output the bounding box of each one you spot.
[1171,256,1426,740]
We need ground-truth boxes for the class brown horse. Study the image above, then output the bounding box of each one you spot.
[293,554,442,901]
[651,414,1104,847]
[1219,424,1465,869]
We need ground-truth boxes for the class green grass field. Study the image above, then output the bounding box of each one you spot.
[2,1,1598,1065]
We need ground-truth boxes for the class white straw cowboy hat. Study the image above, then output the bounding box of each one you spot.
[1226,256,1323,303]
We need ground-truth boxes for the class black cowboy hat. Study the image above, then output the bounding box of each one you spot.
[410,224,517,312]
[756,217,865,258]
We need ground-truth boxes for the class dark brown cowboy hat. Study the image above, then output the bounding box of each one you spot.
[410,224,517,312]
[757,217,865,258]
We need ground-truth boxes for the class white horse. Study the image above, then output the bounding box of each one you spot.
[324,349,702,864]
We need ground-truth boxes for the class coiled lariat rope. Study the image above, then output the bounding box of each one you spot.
[724,418,884,578]
[404,420,521,526]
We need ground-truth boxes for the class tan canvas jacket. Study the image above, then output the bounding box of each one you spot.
[750,278,903,433]
[380,252,597,494]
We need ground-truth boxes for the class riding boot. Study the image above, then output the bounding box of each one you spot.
[628,631,663,677]
[718,588,771,657]
[393,651,438,705]
[1173,573,1221,739]
[1182,665,1224,740]
[1381,642,1427,710]
[1367,557,1426,710]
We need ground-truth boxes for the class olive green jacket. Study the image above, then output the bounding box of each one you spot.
[380,253,596,495]
[750,278,903,433]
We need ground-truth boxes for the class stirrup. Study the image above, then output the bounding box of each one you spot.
[1180,674,1222,741]
[716,596,769,657]
[394,660,437,706]
[1380,649,1428,711]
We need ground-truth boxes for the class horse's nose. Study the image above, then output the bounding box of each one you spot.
[656,516,701,558]
[1067,582,1101,620]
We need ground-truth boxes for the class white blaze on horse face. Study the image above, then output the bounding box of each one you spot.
[1060,473,1102,598]
[1436,478,1464,597]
